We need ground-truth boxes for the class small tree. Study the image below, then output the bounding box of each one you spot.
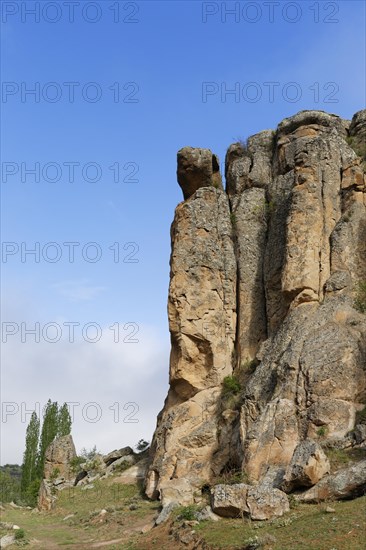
[79,445,99,461]
[21,411,40,498]
[0,470,21,503]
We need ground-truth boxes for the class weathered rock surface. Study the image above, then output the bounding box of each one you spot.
[246,486,289,521]
[196,505,220,522]
[103,446,134,466]
[297,459,366,502]
[0,534,15,548]
[113,458,149,485]
[177,147,223,199]
[281,439,330,492]
[210,483,289,520]
[211,484,248,517]
[146,185,237,504]
[43,435,76,480]
[37,479,56,511]
[146,109,366,510]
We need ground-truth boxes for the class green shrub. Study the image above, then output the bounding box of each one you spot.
[222,375,241,396]
[49,467,60,482]
[316,426,328,438]
[346,135,366,162]
[354,281,366,313]
[178,505,198,521]
[14,528,26,540]
[69,456,85,474]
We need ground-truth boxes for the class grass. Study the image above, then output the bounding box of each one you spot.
[192,496,366,549]
[214,468,249,486]
[2,466,366,549]
[0,477,159,548]
[326,447,366,473]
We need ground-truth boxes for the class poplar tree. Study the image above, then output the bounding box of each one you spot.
[58,403,72,436]
[37,400,59,478]
[21,411,40,496]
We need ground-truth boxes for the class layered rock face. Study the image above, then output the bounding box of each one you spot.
[43,434,76,480]
[146,110,366,508]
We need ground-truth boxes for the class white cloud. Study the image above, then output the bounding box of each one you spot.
[51,280,107,302]
[1,323,169,463]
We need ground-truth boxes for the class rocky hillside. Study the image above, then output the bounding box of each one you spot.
[145,110,366,514]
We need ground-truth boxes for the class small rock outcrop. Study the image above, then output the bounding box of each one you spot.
[146,109,366,513]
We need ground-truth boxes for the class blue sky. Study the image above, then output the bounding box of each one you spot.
[1,0,365,464]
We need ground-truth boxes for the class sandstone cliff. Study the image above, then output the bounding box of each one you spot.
[146,110,366,510]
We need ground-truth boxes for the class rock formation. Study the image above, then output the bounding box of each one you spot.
[146,109,366,514]
[38,435,77,511]
[43,434,76,480]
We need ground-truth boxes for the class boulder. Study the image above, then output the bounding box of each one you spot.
[177,147,222,199]
[211,483,289,521]
[196,505,220,522]
[155,502,178,525]
[74,470,88,486]
[282,439,330,492]
[103,446,134,466]
[113,458,148,485]
[297,459,366,502]
[211,484,249,518]
[246,486,289,521]
[0,535,15,548]
[106,454,136,473]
